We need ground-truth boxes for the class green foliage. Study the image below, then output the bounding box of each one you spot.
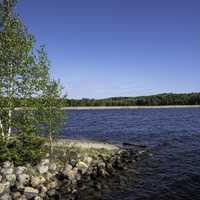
[0,138,10,161]
[0,0,66,142]
[14,110,38,135]
[37,79,66,154]
[0,134,46,166]
[63,93,200,107]
[0,0,36,138]
[0,0,66,165]
[39,80,66,135]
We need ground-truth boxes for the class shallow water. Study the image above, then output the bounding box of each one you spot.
[62,108,200,200]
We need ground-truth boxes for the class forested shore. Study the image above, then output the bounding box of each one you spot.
[66,93,200,107]
[10,92,200,107]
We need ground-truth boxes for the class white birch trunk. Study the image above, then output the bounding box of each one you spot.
[7,109,11,137]
[7,64,13,138]
[0,118,5,138]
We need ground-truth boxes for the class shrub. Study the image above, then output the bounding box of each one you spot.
[0,134,47,166]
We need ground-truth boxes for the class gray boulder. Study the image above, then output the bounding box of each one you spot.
[76,161,88,174]
[34,196,43,200]
[36,159,50,174]
[0,193,12,200]
[31,176,46,188]
[3,161,12,169]
[98,161,106,168]
[12,192,21,199]
[15,166,27,175]
[40,159,50,166]
[0,182,10,194]
[17,174,30,185]
[37,165,48,174]
[1,167,14,176]
[49,163,57,171]
[6,174,16,186]
[83,156,93,165]
[62,164,72,177]
[24,187,39,199]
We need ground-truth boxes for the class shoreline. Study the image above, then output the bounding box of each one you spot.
[52,138,119,150]
[0,138,148,199]
[62,105,200,110]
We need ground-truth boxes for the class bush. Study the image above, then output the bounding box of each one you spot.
[0,134,47,166]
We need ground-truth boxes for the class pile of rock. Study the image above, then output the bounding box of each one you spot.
[0,159,59,200]
[0,147,148,200]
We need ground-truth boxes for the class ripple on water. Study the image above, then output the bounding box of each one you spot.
[63,108,200,200]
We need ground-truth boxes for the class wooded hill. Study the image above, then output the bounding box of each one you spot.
[6,92,200,107]
[65,93,200,107]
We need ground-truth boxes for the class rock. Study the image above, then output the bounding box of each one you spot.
[0,175,2,182]
[94,182,102,190]
[34,196,43,200]
[98,168,109,177]
[36,159,50,174]
[1,167,14,175]
[17,174,30,185]
[12,192,21,199]
[46,180,58,190]
[19,195,28,200]
[39,193,46,198]
[97,161,106,168]
[0,184,5,194]
[138,150,146,155]
[44,172,53,181]
[6,174,16,186]
[76,161,88,174]
[15,183,25,192]
[40,159,50,166]
[83,156,93,165]
[106,162,113,173]
[65,168,78,182]
[24,187,39,199]
[37,165,48,174]
[0,182,10,194]
[40,185,47,194]
[47,189,56,197]
[39,186,47,198]
[31,176,45,188]
[0,193,12,200]
[62,164,72,177]
[15,167,26,175]
[3,161,13,169]
[49,163,57,171]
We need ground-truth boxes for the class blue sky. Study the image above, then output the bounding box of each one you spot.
[16,0,200,99]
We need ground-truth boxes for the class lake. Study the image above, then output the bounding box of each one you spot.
[63,108,200,200]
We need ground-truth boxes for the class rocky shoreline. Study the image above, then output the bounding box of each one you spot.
[0,141,149,200]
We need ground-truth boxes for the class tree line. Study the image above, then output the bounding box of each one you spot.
[5,92,200,107]
[64,93,200,107]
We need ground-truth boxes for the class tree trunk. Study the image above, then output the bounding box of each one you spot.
[0,118,5,139]
[8,64,14,138]
[7,109,12,137]
[49,134,53,155]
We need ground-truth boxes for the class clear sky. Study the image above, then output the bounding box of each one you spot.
[16,0,200,99]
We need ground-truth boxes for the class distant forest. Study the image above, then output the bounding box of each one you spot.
[65,93,200,107]
[8,92,200,107]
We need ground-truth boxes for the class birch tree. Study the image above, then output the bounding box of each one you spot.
[39,77,66,153]
[0,0,66,147]
[0,0,35,139]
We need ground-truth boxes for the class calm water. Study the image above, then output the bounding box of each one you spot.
[63,108,200,200]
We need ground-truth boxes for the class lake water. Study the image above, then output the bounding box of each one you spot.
[63,108,200,200]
